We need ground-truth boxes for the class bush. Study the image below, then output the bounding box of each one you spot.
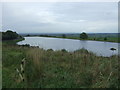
[47,49,53,51]
[62,34,66,38]
[2,30,21,40]
[104,37,107,41]
[21,44,30,47]
[61,49,67,52]
[80,32,88,39]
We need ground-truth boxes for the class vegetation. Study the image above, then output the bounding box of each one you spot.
[2,31,119,88]
[39,35,54,37]
[2,40,119,88]
[104,37,107,41]
[26,34,30,37]
[88,36,119,43]
[35,33,119,43]
[62,34,66,38]
[2,30,22,40]
[80,32,88,39]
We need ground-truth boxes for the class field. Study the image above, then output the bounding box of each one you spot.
[2,39,120,88]
[21,33,120,43]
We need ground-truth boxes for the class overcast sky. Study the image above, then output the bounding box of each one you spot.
[2,2,118,33]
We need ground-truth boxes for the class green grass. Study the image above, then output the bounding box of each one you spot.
[0,41,2,89]
[38,36,119,43]
[2,40,120,88]
[2,38,24,45]
[88,37,119,43]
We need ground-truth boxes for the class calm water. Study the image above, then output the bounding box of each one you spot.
[17,37,119,57]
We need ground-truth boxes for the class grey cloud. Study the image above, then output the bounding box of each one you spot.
[2,2,118,33]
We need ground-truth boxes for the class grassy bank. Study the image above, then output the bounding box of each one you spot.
[38,36,119,43]
[2,38,24,45]
[0,41,2,89]
[2,40,119,88]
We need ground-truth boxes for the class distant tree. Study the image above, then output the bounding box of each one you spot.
[80,32,88,39]
[26,34,30,37]
[62,34,66,38]
[104,37,107,41]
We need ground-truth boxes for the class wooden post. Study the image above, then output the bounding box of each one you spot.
[16,68,24,81]
[15,58,26,82]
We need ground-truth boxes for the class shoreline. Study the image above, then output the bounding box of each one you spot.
[17,37,119,57]
[2,38,119,88]
[25,36,119,43]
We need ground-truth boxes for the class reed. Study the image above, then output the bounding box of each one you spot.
[2,43,119,88]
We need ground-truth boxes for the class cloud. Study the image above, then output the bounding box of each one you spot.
[84,21,118,33]
[71,20,87,23]
[2,2,118,33]
[1,0,119,2]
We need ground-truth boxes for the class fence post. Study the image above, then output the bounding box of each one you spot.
[15,58,26,82]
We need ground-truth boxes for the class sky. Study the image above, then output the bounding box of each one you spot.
[1,1,118,33]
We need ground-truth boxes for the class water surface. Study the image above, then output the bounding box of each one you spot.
[17,37,119,57]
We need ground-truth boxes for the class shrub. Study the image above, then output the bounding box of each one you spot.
[80,32,88,39]
[2,30,22,40]
[61,49,67,52]
[47,49,53,51]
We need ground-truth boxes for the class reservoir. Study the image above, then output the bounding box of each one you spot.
[17,37,119,57]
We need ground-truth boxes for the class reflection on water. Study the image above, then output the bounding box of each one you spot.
[17,37,119,57]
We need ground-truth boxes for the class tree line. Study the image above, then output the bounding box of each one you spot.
[2,30,22,40]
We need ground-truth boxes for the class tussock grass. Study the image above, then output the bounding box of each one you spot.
[2,43,119,88]
[25,48,45,82]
